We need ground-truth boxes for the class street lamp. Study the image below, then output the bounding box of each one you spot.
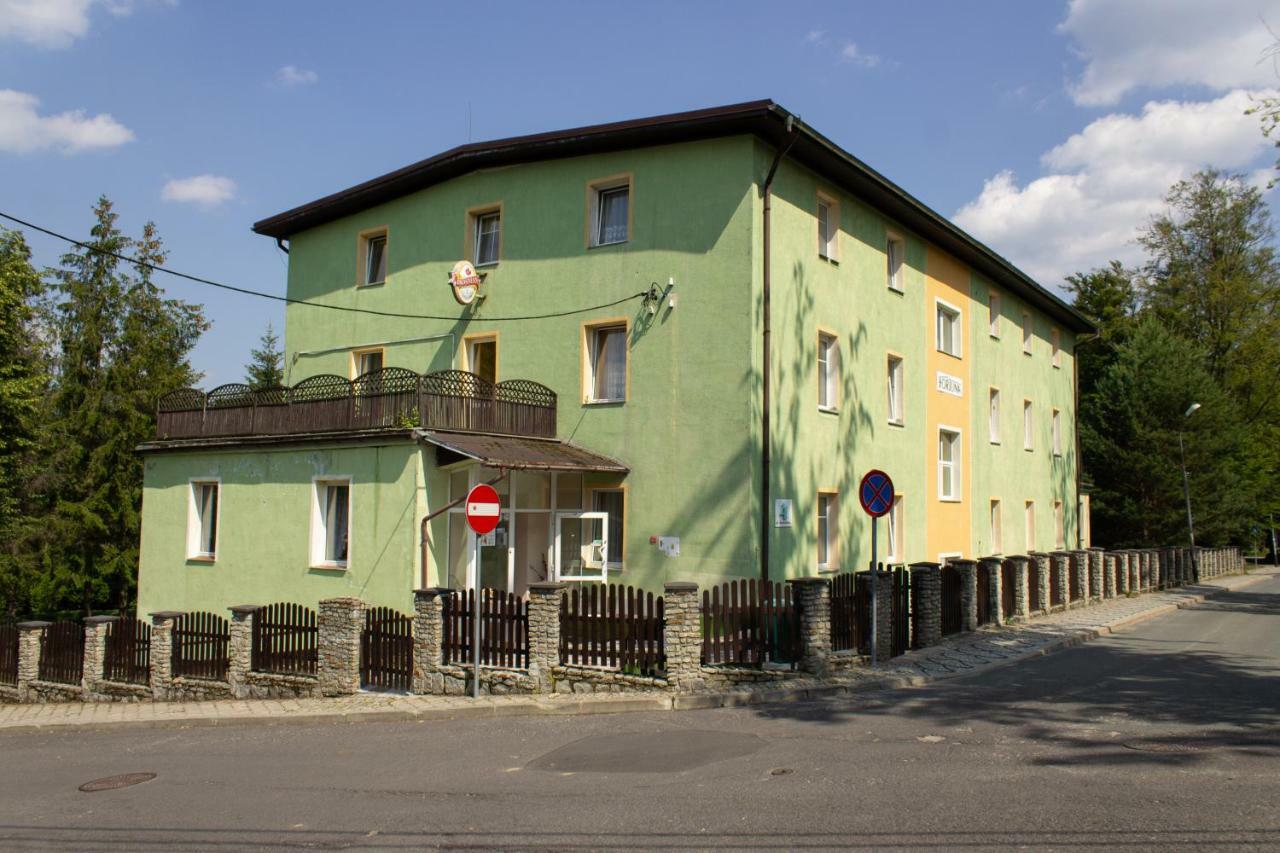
[1178,403,1201,559]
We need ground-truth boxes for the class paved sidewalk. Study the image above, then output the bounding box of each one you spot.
[0,569,1271,734]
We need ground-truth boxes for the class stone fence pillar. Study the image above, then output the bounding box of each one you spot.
[1087,549,1104,602]
[412,588,448,695]
[149,611,182,700]
[15,621,47,702]
[953,559,977,633]
[1050,552,1070,610]
[663,582,702,691]
[527,582,565,691]
[1152,550,1164,590]
[228,605,259,699]
[1070,550,1089,607]
[318,597,363,697]
[979,557,1003,626]
[909,563,941,648]
[787,578,831,675]
[1103,553,1117,599]
[1125,550,1139,592]
[1029,553,1050,614]
[1007,556,1030,622]
[82,615,116,695]
[871,569,894,662]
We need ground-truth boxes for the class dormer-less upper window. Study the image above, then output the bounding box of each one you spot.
[475,211,501,266]
[594,186,629,246]
[362,233,387,286]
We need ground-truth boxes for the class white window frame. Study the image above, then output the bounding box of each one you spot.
[311,476,352,569]
[1023,400,1034,451]
[818,332,839,412]
[1025,501,1036,551]
[990,498,1003,555]
[474,210,501,267]
[935,298,962,358]
[988,291,1001,338]
[554,510,609,582]
[589,180,631,247]
[586,323,627,403]
[887,354,904,425]
[937,426,961,502]
[886,494,904,563]
[363,233,387,287]
[817,194,839,260]
[186,478,221,561]
[817,491,838,570]
[591,488,625,571]
[1022,311,1033,355]
[1051,327,1062,368]
[886,233,905,292]
[1052,408,1062,456]
[989,388,1001,444]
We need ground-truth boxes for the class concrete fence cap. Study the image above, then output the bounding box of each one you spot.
[413,587,452,599]
[149,611,184,621]
[228,604,261,615]
[15,620,51,630]
[663,581,699,593]
[786,576,832,586]
[1005,555,1031,563]
[82,615,120,625]
[527,582,567,593]
[908,561,941,570]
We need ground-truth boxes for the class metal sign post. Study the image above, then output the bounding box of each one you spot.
[465,483,502,700]
[858,469,895,669]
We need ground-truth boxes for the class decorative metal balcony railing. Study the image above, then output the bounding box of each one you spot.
[156,368,557,440]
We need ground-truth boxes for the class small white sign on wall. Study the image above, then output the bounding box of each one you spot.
[658,536,680,558]
[936,371,963,397]
[774,499,794,528]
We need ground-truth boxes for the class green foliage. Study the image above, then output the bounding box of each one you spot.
[245,323,285,390]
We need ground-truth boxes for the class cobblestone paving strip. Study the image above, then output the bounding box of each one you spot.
[0,570,1271,733]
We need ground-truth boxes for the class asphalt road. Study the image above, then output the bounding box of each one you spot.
[2,575,1278,852]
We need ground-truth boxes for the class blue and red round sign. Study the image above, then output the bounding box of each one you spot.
[859,469,895,518]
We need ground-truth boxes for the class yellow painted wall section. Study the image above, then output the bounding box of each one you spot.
[925,246,971,560]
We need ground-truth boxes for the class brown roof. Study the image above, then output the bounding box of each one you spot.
[252,99,1093,333]
[417,430,628,473]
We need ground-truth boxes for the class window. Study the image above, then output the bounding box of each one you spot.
[1051,327,1061,368]
[187,480,219,560]
[312,479,350,568]
[817,195,838,260]
[817,492,838,569]
[585,322,627,403]
[1023,400,1034,450]
[592,489,625,569]
[352,348,384,379]
[472,208,501,266]
[886,234,905,291]
[465,334,497,384]
[362,233,387,286]
[1054,500,1065,549]
[887,495,903,562]
[937,428,960,501]
[935,299,961,357]
[1022,312,1033,354]
[990,499,1003,554]
[590,181,630,246]
[1025,501,1036,551]
[1052,409,1062,456]
[818,332,839,411]
[989,388,1001,444]
[988,291,1001,337]
[887,355,904,425]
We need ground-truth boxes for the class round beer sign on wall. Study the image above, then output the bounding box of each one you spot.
[449,260,482,305]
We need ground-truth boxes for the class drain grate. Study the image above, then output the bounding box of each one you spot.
[79,772,157,792]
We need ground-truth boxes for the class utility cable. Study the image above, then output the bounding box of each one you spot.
[0,210,646,321]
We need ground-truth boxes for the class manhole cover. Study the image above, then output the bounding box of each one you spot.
[528,730,764,774]
[1123,742,1201,753]
[79,772,156,792]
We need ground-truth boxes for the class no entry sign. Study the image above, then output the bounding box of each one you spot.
[465,484,501,535]
[859,469,895,518]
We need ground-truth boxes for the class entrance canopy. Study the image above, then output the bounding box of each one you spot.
[416,430,628,474]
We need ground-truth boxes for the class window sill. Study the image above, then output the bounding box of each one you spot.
[588,239,629,250]
[818,405,839,415]
[356,280,386,290]
[817,565,839,574]
[990,439,1001,446]
[818,254,839,266]
[186,555,216,564]
[935,348,963,361]
[939,497,962,504]
[887,418,905,428]
[1024,447,1035,453]
[1023,350,1033,357]
[310,562,348,572]
[474,261,499,269]
[989,332,1000,340]
[583,398,626,406]
[888,283,904,294]
[1052,363,1061,369]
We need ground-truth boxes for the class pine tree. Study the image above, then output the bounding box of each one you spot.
[245,323,285,390]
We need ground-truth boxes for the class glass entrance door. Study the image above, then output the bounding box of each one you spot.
[554,511,608,582]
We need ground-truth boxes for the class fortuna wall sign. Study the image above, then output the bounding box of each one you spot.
[449,260,483,305]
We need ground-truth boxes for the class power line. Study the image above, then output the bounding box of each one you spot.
[0,210,647,322]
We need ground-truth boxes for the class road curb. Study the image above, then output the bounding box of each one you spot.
[0,572,1270,735]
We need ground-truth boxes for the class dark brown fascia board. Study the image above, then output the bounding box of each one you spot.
[136,428,419,454]
[252,99,1093,334]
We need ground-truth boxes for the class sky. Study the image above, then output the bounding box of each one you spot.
[2,0,1279,387]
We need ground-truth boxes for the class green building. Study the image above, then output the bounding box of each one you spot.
[136,100,1094,615]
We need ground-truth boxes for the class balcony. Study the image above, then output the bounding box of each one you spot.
[156,368,557,441]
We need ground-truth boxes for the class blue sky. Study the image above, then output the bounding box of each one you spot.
[2,0,1278,386]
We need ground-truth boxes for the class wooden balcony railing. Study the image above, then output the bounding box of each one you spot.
[156,368,557,440]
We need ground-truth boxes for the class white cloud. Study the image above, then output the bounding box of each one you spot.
[805,29,826,45]
[0,0,170,49]
[839,41,880,68]
[162,174,236,207]
[1062,0,1280,106]
[0,89,134,153]
[274,65,318,87]
[953,89,1274,286]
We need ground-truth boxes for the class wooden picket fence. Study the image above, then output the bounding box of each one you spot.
[360,606,414,691]
[38,620,84,685]
[940,563,963,636]
[830,572,865,653]
[701,579,801,668]
[251,602,318,676]
[442,589,529,669]
[172,611,230,681]
[104,618,151,685]
[0,623,17,686]
[559,584,664,677]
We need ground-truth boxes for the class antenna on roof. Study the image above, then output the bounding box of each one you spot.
[468,101,473,142]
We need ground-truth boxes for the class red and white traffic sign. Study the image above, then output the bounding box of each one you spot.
[465,484,501,535]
